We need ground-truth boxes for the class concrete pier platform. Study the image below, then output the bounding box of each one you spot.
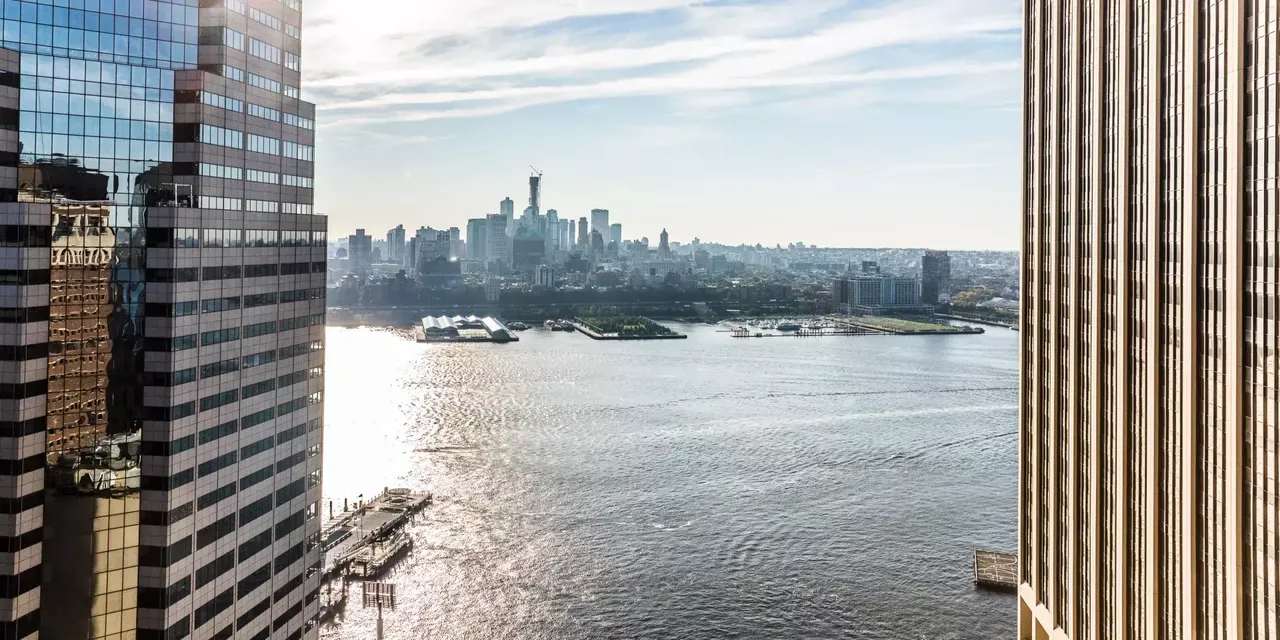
[973,549,1018,592]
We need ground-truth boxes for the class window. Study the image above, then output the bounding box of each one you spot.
[222,65,245,82]
[241,407,275,429]
[146,335,198,352]
[197,124,244,149]
[242,379,276,399]
[281,203,313,215]
[198,452,238,478]
[202,296,242,314]
[239,466,273,492]
[283,113,314,130]
[199,390,238,412]
[283,0,301,10]
[244,321,277,339]
[226,0,246,13]
[282,174,313,188]
[247,103,282,122]
[245,231,280,248]
[249,39,281,64]
[244,264,278,279]
[146,268,199,283]
[247,170,279,184]
[197,485,237,512]
[199,420,238,445]
[282,141,313,161]
[244,293,277,308]
[199,163,243,180]
[248,8,282,30]
[200,91,243,113]
[240,436,274,460]
[284,84,300,99]
[202,229,242,248]
[223,28,245,51]
[197,196,243,211]
[203,266,241,281]
[247,73,281,93]
[242,351,276,369]
[247,134,279,155]
[246,200,280,213]
[285,52,301,71]
[238,495,273,526]
[238,529,272,563]
[285,24,301,39]
[200,328,240,347]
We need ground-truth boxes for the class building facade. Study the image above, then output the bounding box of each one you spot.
[0,0,326,638]
[1020,2,1278,640]
[385,225,404,264]
[485,213,509,268]
[466,217,486,262]
[920,249,950,305]
[833,275,924,315]
[590,208,608,238]
[347,229,370,275]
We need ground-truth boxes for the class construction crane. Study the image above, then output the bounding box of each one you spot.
[530,165,542,177]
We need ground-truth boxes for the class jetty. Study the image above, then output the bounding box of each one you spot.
[321,488,432,579]
[415,316,518,343]
[973,549,1018,592]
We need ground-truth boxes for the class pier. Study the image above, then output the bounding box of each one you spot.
[321,488,432,579]
[973,549,1018,592]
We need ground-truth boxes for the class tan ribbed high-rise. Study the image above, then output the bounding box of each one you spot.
[1020,1,1278,639]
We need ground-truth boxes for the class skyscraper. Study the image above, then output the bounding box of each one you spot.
[920,250,951,305]
[577,216,589,249]
[500,197,515,236]
[568,219,576,250]
[348,229,372,276]
[590,208,609,237]
[486,213,510,267]
[528,174,541,215]
[467,217,488,261]
[0,1,325,639]
[658,228,670,259]
[1020,4,1278,640]
[386,224,406,264]
[609,223,622,247]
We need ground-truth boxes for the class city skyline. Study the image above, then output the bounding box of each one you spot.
[303,0,1023,250]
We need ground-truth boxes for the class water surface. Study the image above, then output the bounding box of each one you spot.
[320,323,1019,639]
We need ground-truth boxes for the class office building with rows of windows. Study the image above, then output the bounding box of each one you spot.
[0,0,325,638]
[1020,2,1276,639]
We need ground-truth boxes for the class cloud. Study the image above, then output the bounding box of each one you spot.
[304,0,1022,128]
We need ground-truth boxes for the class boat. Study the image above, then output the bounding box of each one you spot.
[544,320,559,330]
[507,322,530,331]
[776,322,802,331]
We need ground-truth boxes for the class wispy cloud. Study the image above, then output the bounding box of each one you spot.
[304,0,1021,128]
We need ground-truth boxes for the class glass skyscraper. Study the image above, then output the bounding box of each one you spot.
[0,0,325,638]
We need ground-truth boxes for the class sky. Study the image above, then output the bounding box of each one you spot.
[303,0,1023,250]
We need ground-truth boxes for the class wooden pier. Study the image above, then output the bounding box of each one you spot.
[973,549,1018,592]
[321,488,432,579]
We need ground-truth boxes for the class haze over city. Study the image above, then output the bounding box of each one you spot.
[304,0,1023,249]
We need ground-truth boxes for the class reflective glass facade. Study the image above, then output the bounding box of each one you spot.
[0,0,323,638]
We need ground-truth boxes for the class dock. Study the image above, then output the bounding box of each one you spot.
[322,488,432,579]
[973,549,1018,592]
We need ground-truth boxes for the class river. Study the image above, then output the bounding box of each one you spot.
[319,322,1019,639]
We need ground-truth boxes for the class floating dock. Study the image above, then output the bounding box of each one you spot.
[973,549,1018,592]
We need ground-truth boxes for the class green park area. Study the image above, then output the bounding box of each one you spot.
[847,316,978,335]
[576,316,682,338]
